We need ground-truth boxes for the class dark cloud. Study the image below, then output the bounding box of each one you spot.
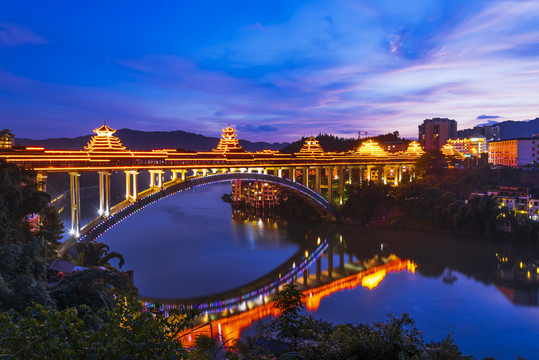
[237,125,278,133]
[476,115,501,120]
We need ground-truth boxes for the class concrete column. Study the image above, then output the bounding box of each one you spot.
[315,167,321,194]
[338,166,344,205]
[69,172,81,237]
[326,167,333,205]
[278,168,282,178]
[383,166,388,185]
[98,171,111,216]
[303,167,309,187]
[125,171,139,201]
[292,167,297,182]
[125,171,131,200]
[36,172,47,192]
[348,166,353,185]
[367,166,371,182]
[303,269,309,285]
[359,166,364,185]
[149,170,155,188]
[316,257,321,281]
[394,166,399,186]
[379,166,384,185]
[131,171,139,200]
[181,170,187,180]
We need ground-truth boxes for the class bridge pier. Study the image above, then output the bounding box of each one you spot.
[69,171,81,237]
[125,170,139,201]
[302,167,309,187]
[98,171,111,216]
[149,170,164,189]
[338,166,344,205]
[171,169,187,181]
[315,166,321,194]
[316,257,321,281]
[325,166,333,205]
[292,167,297,182]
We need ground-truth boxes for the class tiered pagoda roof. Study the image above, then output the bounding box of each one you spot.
[213,126,244,153]
[84,124,128,152]
[296,137,325,156]
[356,139,387,156]
[405,141,424,156]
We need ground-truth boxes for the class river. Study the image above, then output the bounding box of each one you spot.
[94,182,539,360]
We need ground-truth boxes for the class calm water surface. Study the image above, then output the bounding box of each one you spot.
[97,182,539,360]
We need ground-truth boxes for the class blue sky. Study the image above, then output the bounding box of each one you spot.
[1,0,539,141]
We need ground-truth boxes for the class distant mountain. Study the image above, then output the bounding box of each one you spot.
[15,128,289,152]
[497,118,539,140]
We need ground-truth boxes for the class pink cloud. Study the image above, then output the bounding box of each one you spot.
[0,22,46,46]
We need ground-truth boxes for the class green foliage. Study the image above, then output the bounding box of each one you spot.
[0,303,193,359]
[49,267,138,310]
[340,182,393,224]
[0,162,59,312]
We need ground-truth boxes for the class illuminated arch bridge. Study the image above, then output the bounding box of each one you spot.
[59,172,337,255]
[0,124,424,252]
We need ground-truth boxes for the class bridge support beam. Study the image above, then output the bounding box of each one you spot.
[125,171,139,201]
[338,166,344,205]
[302,167,309,187]
[292,167,297,182]
[171,169,186,181]
[325,166,333,205]
[316,257,321,281]
[315,167,321,194]
[348,166,353,185]
[69,171,81,237]
[149,170,164,189]
[303,268,309,285]
[98,171,111,217]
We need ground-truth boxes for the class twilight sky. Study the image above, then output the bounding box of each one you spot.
[1,0,539,142]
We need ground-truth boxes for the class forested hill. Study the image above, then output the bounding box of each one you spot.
[281,132,409,153]
[15,128,289,152]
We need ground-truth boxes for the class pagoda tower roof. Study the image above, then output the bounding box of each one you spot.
[85,124,128,152]
[213,126,244,153]
[405,141,424,156]
[356,139,387,156]
[296,137,326,156]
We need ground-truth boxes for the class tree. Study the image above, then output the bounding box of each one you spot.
[76,241,125,269]
[49,267,137,310]
[0,303,194,359]
[0,162,56,312]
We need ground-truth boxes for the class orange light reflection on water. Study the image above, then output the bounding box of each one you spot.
[179,258,416,347]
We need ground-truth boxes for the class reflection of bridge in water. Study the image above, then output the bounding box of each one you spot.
[135,227,417,345]
[0,124,424,254]
[176,252,416,347]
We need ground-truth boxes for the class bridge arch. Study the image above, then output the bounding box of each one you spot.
[61,173,337,255]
